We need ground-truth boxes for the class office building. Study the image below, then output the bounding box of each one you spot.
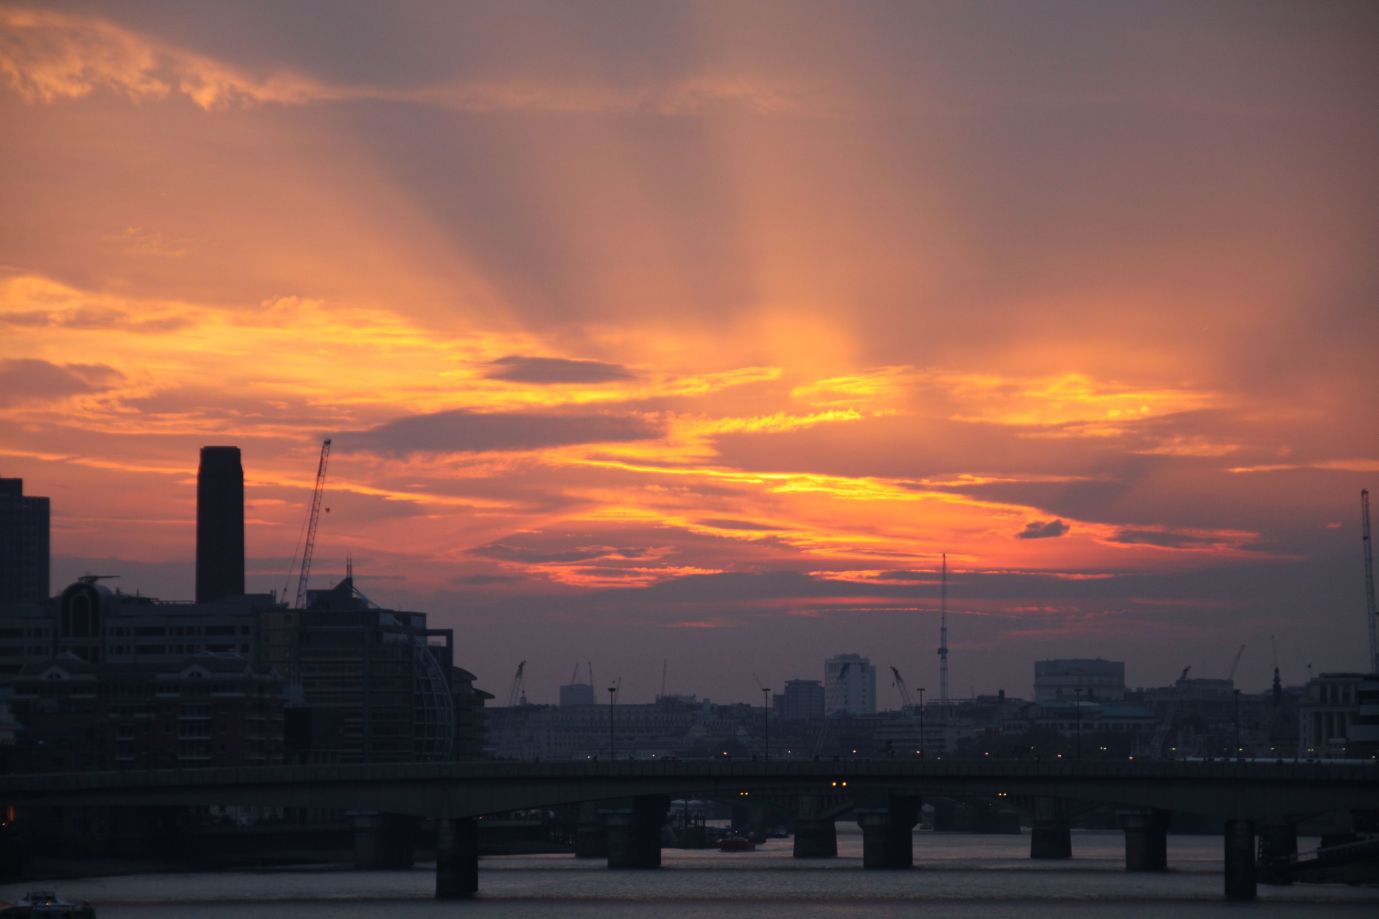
[825,653,876,715]
[774,679,825,721]
[1299,672,1379,758]
[196,446,244,604]
[0,477,49,604]
[560,681,595,706]
[1034,658,1126,702]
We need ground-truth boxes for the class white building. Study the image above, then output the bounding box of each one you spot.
[1034,658,1126,702]
[1299,672,1379,758]
[825,653,876,715]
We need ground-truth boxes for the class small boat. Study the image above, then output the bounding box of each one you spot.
[0,890,97,917]
[718,834,756,852]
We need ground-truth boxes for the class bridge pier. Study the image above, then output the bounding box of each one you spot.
[793,818,838,858]
[793,795,838,858]
[574,802,608,858]
[606,796,668,869]
[1258,822,1297,887]
[1118,809,1169,871]
[856,795,919,869]
[1223,818,1257,901]
[1029,798,1071,860]
[435,817,478,899]
[351,812,414,869]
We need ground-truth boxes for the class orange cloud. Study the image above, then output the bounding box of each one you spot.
[0,7,815,116]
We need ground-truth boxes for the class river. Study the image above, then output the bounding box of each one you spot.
[3,828,1376,917]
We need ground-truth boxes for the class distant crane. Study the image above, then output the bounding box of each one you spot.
[282,438,332,609]
[889,665,915,710]
[1271,635,1283,706]
[1149,665,1191,759]
[508,660,527,706]
[1363,489,1377,673]
[937,553,950,713]
[1226,643,1246,684]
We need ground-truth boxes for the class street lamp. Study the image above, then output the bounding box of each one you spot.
[762,687,771,761]
[1073,687,1083,762]
[1233,689,1241,760]
[608,684,618,759]
[918,687,926,760]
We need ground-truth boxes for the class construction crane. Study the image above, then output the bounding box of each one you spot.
[1149,665,1191,759]
[1271,635,1283,706]
[283,438,332,609]
[1363,489,1377,673]
[1226,644,1246,683]
[890,665,914,710]
[937,553,949,712]
[508,660,527,706]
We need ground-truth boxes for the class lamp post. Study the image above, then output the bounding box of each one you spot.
[1233,689,1241,760]
[762,687,771,761]
[1073,687,1083,762]
[918,687,926,760]
[607,684,617,759]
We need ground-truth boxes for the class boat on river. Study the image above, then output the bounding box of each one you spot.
[718,834,756,852]
[0,890,96,917]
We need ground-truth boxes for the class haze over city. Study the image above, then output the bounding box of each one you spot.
[2,1,1377,704]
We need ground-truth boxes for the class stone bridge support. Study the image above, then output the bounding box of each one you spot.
[856,795,920,869]
[1258,821,1298,887]
[793,795,839,858]
[1224,818,1256,901]
[574,801,608,858]
[1029,797,1071,860]
[351,812,414,869]
[606,796,668,869]
[435,817,478,899]
[1118,809,1169,871]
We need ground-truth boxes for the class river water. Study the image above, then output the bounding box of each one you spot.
[4,829,1376,917]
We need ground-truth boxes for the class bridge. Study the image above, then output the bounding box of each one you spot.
[4,759,1375,901]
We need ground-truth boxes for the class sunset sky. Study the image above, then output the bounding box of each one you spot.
[2,1,1376,704]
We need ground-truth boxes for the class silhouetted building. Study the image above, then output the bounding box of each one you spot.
[196,446,244,604]
[774,678,825,721]
[0,478,49,604]
[559,681,595,706]
[53,577,268,668]
[295,576,459,763]
[1034,658,1125,702]
[5,653,285,773]
[825,653,876,715]
[1299,672,1379,758]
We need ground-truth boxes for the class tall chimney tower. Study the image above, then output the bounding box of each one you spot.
[196,446,244,603]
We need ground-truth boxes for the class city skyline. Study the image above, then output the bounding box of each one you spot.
[2,2,1378,704]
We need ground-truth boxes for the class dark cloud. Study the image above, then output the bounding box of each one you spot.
[698,518,776,531]
[1017,519,1069,540]
[0,359,124,406]
[484,355,633,384]
[1109,528,1224,549]
[473,540,652,564]
[0,308,192,333]
[336,408,661,456]
[451,573,524,586]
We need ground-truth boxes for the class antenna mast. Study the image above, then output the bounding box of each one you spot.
[1363,489,1377,673]
[938,553,949,709]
